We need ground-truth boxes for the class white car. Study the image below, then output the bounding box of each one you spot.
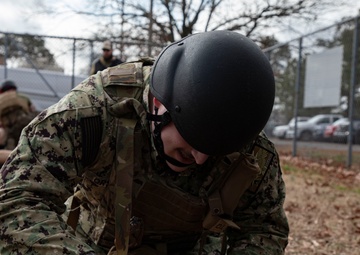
[272,117,310,139]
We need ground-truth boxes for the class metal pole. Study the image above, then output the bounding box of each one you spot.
[292,38,303,157]
[4,34,8,79]
[89,40,94,74]
[120,0,125,60]
[148,0,154,56]
[347,16,359,168]
[71,39,76,89]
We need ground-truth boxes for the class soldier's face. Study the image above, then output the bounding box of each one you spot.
[102,48,112,58]
[153,98,209,172]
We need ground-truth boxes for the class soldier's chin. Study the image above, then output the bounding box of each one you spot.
[166,161,188,172]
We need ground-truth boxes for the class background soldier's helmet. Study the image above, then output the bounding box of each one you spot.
[150,30,275,155]
[0,80,17,93]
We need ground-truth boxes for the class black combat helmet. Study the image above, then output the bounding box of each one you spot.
[0,80,17,93]
[150,30,275,156]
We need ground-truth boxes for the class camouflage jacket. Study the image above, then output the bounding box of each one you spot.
[0,60,289,255]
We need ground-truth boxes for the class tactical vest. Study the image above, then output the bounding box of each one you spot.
[67,59,271,255]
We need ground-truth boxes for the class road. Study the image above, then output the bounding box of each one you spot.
[270,137,360,152]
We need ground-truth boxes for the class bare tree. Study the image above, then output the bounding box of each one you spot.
[35,0,347,59]
[0,33,63,71]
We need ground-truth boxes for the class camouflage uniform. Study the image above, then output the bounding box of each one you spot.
[0,59,289,254]
[0,90,37,150]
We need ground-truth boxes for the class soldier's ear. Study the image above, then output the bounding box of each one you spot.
[152,97,168,115]
[153,97,162,108]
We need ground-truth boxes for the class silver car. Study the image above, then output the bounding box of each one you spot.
[272,116,310,139]
[286,114,343,141]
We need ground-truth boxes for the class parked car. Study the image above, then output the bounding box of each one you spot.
[272,116,310,139]
[332,118,360,144]
[313,124,329,141]
[322,118,349,142]
[264,119,278,138]
[286,114,343,141]
[314,117,349,142]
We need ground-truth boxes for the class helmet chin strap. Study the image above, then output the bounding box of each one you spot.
[146,109,192,168]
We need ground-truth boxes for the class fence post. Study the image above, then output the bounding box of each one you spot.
[71,39,76,89]
[292,37,303,157]
[90,40,94,74]
[347,16,359,168]
[148,0,154,56]
[3,33,9,79]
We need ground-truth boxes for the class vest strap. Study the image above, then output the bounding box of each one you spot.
[114,117,137,254]
[203,152,260,233]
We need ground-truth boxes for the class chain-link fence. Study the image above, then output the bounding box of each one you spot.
[264,15,360,168]
[0,32,164,110]
[1,16,360,167]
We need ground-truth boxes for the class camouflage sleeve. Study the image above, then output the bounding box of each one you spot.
[0,88,99,254]
[226,137,289,254]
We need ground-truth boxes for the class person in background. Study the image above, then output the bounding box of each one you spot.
[90,40,123,75]
[0,79,36,112]
[0,31,289,255]
[0,80,38,151]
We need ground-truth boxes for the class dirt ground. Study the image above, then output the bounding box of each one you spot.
[278,151,360,255]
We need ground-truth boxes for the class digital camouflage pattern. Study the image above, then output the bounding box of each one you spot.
[0,59,289,254]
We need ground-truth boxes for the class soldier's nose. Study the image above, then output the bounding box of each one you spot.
[192,150,209,165]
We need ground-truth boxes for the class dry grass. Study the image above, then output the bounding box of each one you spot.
[277,146,360,255]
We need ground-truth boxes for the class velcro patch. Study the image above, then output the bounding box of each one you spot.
[108,63,139,85]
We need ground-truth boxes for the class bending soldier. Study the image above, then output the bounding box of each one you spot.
[0,31,289,254]
[0,80,37,152]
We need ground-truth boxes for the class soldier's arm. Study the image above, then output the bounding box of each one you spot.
[226,138,289,254]
[90,64,96,75]
[0,92,97,254]
[90,58,98,75]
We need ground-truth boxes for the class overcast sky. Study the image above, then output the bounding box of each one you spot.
[1,0,360,76]
[0,0,94,38]
[1,0,360,41]
[2,0,360,40]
